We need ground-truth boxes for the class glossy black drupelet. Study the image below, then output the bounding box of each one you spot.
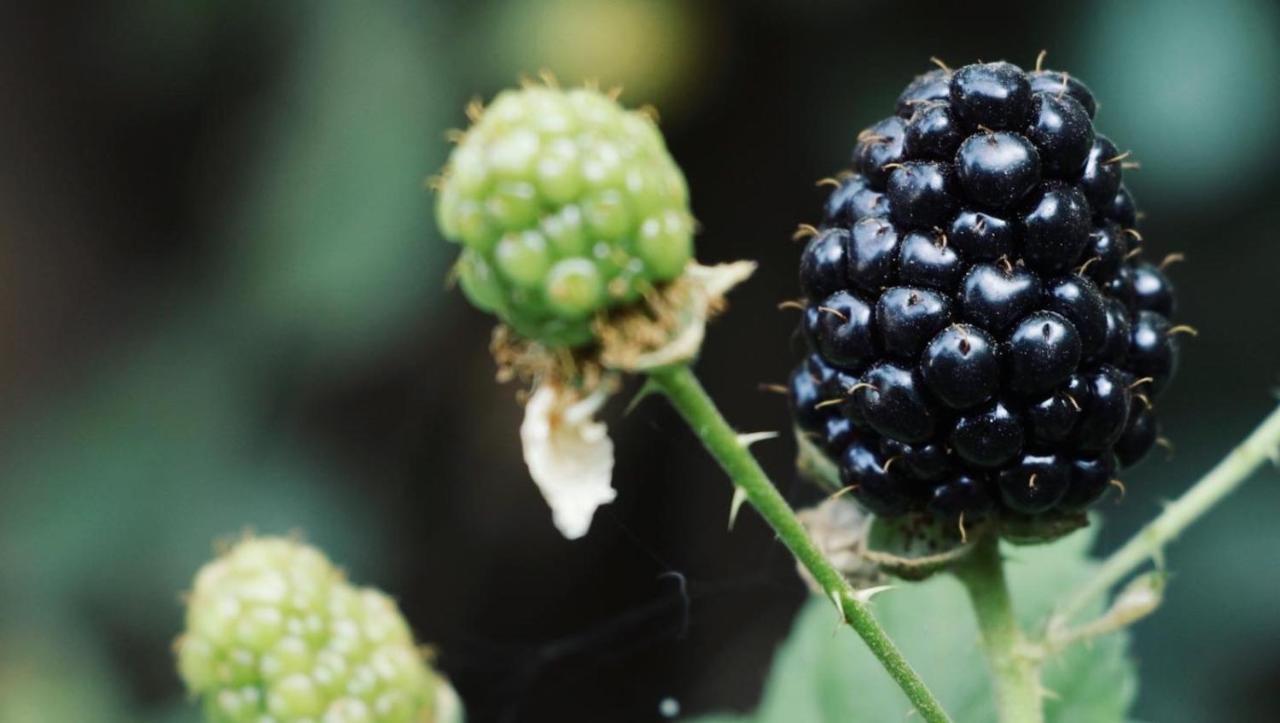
[793,60,1183,525]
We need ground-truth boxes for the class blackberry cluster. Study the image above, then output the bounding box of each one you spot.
[436,85,694,348]
[791,60,1182,526]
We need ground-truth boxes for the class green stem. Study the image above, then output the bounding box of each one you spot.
[648,364,952,723]
[956,536,1044,723]
[1056,402,1280,623]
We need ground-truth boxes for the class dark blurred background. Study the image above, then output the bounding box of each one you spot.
[1,1,1277,721]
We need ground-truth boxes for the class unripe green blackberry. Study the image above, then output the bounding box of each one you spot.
[436,84,695,347]
[176,537,453,723]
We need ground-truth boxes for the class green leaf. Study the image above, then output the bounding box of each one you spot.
[0,329,386,630]
[227,1,455,363]
[691,527,1136,723]
[0,618,130,723]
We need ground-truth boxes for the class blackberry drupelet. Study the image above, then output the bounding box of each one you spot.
[792,58,1184,531]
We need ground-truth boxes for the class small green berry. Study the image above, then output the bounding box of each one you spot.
[545,258,605,318]
[541,205,591,258]
[436,84,695,347]
[456,249,505,313]
[494,229,553,289]
[176,537,449,723]
[636,209,694,281]
[484,181,541,231]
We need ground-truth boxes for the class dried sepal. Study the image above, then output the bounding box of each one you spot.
[859,514,987,581]
[597,260,756,371]
[998,511,1090,546]
[795,496,883,592]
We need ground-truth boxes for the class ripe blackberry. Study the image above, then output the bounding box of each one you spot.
[790,57,1185,533]
[436,86,694,347]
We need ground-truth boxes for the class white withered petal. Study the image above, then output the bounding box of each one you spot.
[520,383,616,539]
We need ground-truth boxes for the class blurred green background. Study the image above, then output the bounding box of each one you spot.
[0,1,1277,721]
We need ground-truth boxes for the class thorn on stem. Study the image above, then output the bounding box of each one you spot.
[830,591,846,636]
[737,431,779,448]
[727,486,749,531]
[853,585,895,604]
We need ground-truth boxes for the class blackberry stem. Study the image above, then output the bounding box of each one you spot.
[956,535,1045,723]
[648,363,952,723]
[1056,401,1280,624]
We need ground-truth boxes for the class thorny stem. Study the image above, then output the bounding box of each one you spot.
[648,364,952,723]
[956,536,1045,723]
[1055,402,1280,624]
